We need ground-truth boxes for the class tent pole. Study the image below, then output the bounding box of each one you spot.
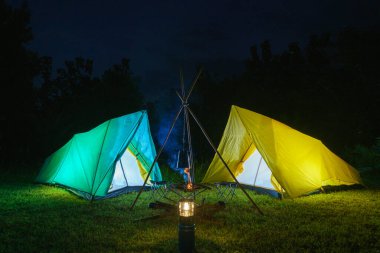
[185,68,203,102]
[130,106,184,210]
[253,156,263,187]
[184,107,196,200]
[120,160,129,187]
[184,108,194,183]
[187,106,263,215]
[176,91,195,188]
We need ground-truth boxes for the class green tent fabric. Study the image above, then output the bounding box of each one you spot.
[36,110,162,200]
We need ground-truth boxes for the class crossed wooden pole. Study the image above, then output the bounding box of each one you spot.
[130,68,263,215]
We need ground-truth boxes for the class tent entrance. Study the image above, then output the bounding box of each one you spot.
[237,149,275,191]
[108,149,145,193]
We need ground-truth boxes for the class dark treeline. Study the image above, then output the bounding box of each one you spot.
[0,2,146,167]
[193,29,380,164]
[1,1,379,171]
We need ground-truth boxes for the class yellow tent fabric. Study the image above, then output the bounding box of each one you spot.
[202,105,362,198]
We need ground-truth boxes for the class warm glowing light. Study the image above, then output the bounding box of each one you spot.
[186,182,193,190]
[179,199,195,217]
[178,199,195,253]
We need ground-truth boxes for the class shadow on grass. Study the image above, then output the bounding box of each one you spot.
[150,237,223,253]
[322,184,365,193]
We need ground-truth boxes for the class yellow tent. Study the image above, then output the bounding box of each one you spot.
[202,105,362,198]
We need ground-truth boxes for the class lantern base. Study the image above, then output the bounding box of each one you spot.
[178,223,195,253]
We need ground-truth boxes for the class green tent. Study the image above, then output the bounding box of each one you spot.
[36,110,162,200]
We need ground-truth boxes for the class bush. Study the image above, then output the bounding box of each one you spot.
[344,138,380,170]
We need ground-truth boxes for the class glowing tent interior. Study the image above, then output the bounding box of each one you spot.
[36,110,162,200]
[202,105,362,198]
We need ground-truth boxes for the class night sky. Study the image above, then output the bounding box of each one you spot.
[9,0,380,99]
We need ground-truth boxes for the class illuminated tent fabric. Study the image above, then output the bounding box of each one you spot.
[36,110,162,200]
[202,105,362,198]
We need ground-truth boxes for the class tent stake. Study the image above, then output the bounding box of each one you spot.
[187,106,263,215]
[130,106,184,210]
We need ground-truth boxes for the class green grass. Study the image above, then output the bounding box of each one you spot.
[1,170,380,252]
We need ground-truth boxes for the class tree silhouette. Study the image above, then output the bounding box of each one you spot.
[260,40,272,64]
[36,57,145,158]
[0,1,39,164]
[195,29,380,162]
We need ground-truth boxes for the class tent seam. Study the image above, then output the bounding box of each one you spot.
[234,106,287,194]
[234,106,253,141]
[129,143,154,181]
[90,120,112,198]
[93,111,146,197]
[130,142,149,170]
[74,138,92,190]
[52,139,74,183]
[233,106,257,173]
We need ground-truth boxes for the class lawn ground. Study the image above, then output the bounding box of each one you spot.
[0,169,379,253]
